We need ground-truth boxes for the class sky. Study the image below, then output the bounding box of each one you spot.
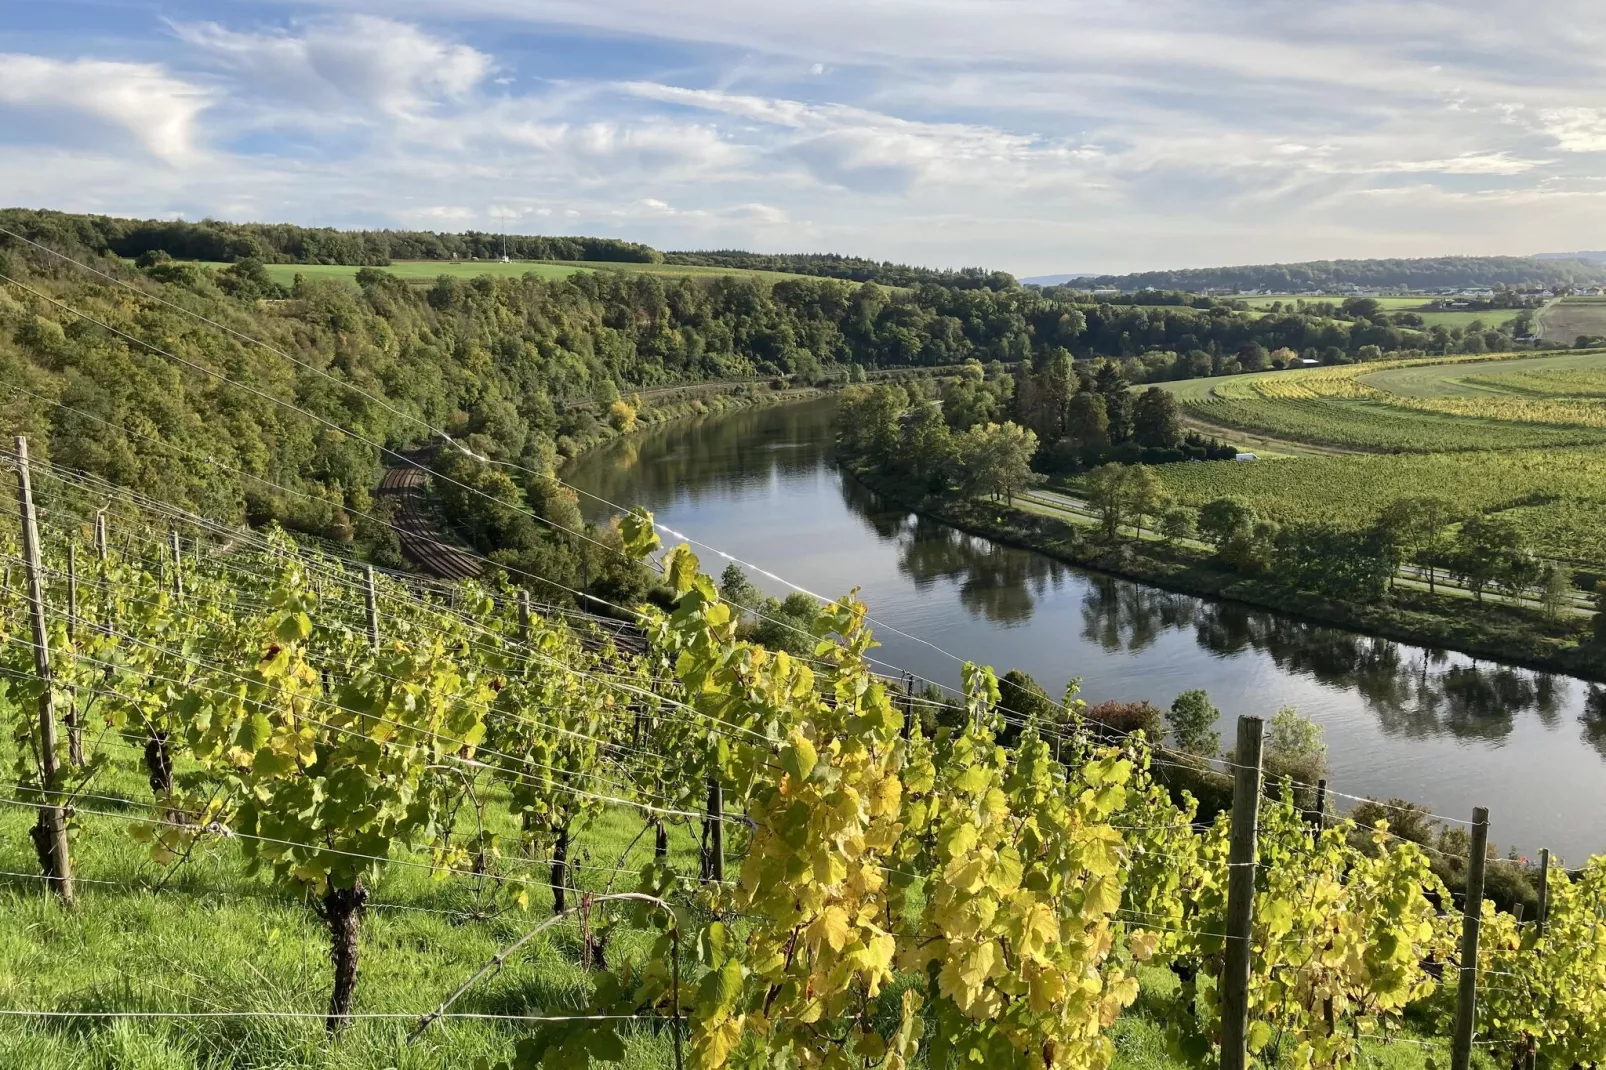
[1,1,1605,275]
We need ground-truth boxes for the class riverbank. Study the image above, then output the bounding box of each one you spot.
[845,462,1606,683]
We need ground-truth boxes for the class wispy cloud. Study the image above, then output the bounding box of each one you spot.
[1,1,1604,272]
[0,54,210,163]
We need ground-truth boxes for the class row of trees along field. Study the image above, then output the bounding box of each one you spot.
[3,448,1603,1069]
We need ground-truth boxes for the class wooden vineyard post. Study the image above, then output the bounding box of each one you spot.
[705,777,725,884]
[901,672,914,739]
[1309,778,1327,829]
[64,541,82,767]
[95,511,110,637]
[168,527,183,597]
[1526,846,1550,1070]
[1451,807,1490,1070]
[1534,847,1550,940]
[517,589,531,643]
[12,437,74,903]
[1220,715,1264,1070]
[364,565,380,653]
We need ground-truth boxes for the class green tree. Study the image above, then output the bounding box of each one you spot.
[1167,689,1220,755]
[1065,391,1110,448]
[1160,505,1196,547]
[1379,496,1456,594]
[1264,704,1328,788]
[1540,564,1571,621]
[1197,497,1254,554]
[1131,387,1183,449]
[719,563,761,611]
[1083,464,1130,541]
[1449,515,1525,603]
[1125,466,1169,542]
[953,421,1041,503]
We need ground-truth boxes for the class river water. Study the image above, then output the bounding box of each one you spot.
[565,396,1606,860]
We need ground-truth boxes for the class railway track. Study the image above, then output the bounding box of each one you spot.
[376,462,484,581]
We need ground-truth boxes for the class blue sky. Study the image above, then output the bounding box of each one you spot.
[1,0,1604,274]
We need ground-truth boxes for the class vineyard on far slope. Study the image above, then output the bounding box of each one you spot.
[1169,349,1606,453]
[1150,446,1606,567]
[2,454,1604,1070]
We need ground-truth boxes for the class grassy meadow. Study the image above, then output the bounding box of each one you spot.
[184,259,812,288]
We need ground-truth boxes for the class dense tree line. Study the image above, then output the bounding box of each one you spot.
[836,361,1235,499]
[1075,255,1606,293]
[662,250,1017,290]
[0,208,662,266]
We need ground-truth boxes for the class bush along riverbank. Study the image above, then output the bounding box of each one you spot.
[843,460,1606,682]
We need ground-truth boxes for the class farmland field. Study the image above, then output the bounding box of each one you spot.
[1161,349,1606,452]
[1231,294,1517,330]
[183,259,810,287]
[1536,295,1606,343]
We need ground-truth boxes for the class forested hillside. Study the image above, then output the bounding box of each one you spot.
[1082,255,1606,292]
[0,233,1559,558]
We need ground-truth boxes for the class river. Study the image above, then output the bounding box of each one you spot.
[565,396,1606,860]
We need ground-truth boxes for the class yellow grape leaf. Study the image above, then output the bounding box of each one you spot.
[810,905,851,953]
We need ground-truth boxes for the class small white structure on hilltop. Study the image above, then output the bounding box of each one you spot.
[1235,452,1258,462]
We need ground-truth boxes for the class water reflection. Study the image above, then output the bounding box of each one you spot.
[844,459,1575,749]
[570,400,834,510]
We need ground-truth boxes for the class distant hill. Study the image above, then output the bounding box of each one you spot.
[1020,273,1104,286]
[1534,251,1606,262]
[1078,256,1606,293]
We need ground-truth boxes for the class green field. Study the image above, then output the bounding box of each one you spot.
[1232,294,1517,330]
[1149,445,1606,565]
[187,259,811,288]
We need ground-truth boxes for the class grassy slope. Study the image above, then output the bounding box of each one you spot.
[0,742,688,1068]
[184,260,811,287]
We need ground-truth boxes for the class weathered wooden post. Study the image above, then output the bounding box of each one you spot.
[1221,715,1264,1070]
[1450,807,1490,1070]
[12,437,73,902]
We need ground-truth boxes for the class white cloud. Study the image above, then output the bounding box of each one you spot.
[171,16,490,118]
[0,54,209,162]
[7,3,1606,273]
[1357,152,1552,176]
[1540,108,1606,152]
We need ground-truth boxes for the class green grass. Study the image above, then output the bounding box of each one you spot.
[0,727,693,1069]
[1180,395,1606,452]
[1158,350,1606,453]
[1357,350,1606,397]
[183,259,810,288]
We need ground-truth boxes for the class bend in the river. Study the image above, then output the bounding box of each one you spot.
[564,396,1605,861]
